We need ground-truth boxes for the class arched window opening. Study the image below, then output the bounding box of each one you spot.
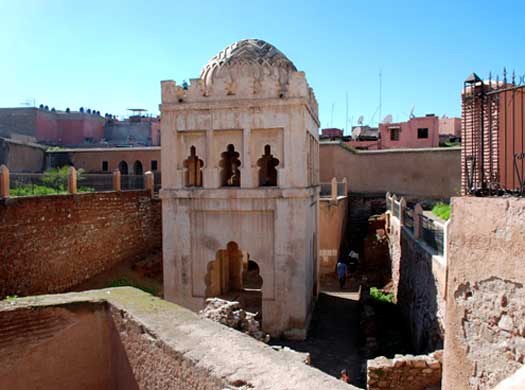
[257,145,279,186]
[118,161,128,175]
[183,146,204,187]
[205,243,263,320]
[220,144,241,187]
[133,160,143,175]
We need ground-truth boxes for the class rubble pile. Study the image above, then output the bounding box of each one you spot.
[199,298,270,343]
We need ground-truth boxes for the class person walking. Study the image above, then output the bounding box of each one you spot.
[336,261,348,289]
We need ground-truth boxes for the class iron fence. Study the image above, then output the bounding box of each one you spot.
[403,208,414,233]
[8,172,152,196]
[420,214,444,255]
[463,69,525,195]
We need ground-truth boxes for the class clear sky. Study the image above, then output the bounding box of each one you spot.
[1,0,524,131]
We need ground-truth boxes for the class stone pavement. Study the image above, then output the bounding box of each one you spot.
[271,277,365,388]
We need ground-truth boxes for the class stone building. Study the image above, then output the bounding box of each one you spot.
[160,39,320,338]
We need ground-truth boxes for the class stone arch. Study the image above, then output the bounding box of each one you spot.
[205,242,263,317]
[118,160,128,175]
[219,144,241,187]
[257,144,279,186]
[183,145,203,187]
[133,160,143,175]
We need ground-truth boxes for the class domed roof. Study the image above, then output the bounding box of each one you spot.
[200,39,297,85]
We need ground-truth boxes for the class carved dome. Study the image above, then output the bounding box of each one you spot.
[200,39,297,86]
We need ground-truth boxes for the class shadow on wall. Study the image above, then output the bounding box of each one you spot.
[397,228,443,354]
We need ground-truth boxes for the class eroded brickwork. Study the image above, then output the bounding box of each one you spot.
[388,217,445,354]
[367,350,442,390]
[455,277,525,390]
[0,191,161,298]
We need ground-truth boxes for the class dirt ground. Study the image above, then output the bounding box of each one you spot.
[271,277,366,388]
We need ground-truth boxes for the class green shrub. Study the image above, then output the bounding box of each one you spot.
[11,185,66,197]
[370,287,394,303]
[432,202,451,220]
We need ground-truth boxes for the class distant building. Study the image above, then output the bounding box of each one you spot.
[438,117,461,142]
[0,107,105,146]
[104,115,160,147]
[320,128,343,139]
[379,115,440,149]
[347,125,380,150]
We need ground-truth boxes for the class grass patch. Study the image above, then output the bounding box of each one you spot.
[109,277,157,296]
[432,202,451,220]
[370,287,394,304]
[10,185,94,197]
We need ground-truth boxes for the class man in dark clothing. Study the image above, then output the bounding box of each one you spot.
[336,261,348,289]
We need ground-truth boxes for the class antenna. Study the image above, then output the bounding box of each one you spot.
[379,69,383,126]
[345,92,349,136]
[357,115,364,125]
[330,102,335,128]
[409,105,415,119]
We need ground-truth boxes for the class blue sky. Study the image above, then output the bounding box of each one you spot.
[1,0,524,132]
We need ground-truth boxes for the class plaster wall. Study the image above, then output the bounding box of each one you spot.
[319,197,348,278]
[443,197,525,390]
[320,143,460,198]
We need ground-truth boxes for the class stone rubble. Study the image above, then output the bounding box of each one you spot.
[199,298,270,343]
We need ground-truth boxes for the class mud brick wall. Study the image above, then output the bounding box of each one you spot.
[0,191,161,298]
[444,197,525,390]
[388,215,445,354]
[367,350,442,390]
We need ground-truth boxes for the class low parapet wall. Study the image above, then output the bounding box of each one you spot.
[0,191,161,298]
[367,350,442,390]
[0,288,359,390]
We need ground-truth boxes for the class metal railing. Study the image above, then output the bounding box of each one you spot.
[420,214,444,255]
[463,69,525,196]
[403,208,414,233]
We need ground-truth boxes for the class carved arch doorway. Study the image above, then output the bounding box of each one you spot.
[205,241,263,319]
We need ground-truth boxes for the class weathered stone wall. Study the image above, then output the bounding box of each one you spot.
[0,288,359,390]
[367,350,442,390]
[444,196,525,390]
[0,138,46,172]
[388,215,445,354]
[0,191,161,298]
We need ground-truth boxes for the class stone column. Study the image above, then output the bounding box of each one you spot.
[144,171,154,196]
[241,127,251,188]
[0,165,9,198]
[113,169,121,192]
[331,177,337,201]
[414,203,424,239]
[67,166,77,194]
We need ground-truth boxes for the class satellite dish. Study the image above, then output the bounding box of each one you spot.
[441,114,448,119]
[409,105,416,119]
[352,126,362,139]
[383,114,393,124]
[357,115,364,125]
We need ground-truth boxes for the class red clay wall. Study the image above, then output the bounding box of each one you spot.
[0,191,161,298]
